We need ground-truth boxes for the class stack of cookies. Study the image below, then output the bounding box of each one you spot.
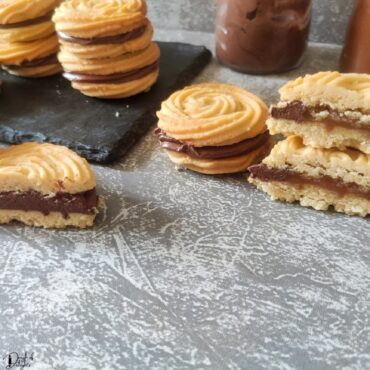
[249,71,370,217]
[0,0,62,77]
[53,0,160,99]
[155,83,272,175]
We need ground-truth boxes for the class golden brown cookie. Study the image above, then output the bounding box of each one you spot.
[0,142,99,228]
[0,0,62,77]
[53,0,159,98]
[268,72,370,153]
[248,135,370,217]
[155,83,272,175]
[53,0,147,38]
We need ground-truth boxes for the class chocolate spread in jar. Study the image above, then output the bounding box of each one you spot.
[340,0,370,74]
[215,0,312,74]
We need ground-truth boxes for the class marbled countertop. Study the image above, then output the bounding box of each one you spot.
[1,31,369,370]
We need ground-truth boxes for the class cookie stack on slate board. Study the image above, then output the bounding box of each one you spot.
[249,71,370,217]
[53,0,160,99]
[0,0,62,77]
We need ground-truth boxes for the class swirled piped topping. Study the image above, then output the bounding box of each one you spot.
[0,142,96,194]
[157,83,268,147]
[53,0,147,38]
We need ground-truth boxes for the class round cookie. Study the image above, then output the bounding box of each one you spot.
[156,83,271,174]
[53,0,160,99]
[0,0,62,77]
[52,0,147,38]
[58,41,159,75]
[0,0,58,25]
[57,21,153,60]
[69,69,159,99]
[166,139,273,175]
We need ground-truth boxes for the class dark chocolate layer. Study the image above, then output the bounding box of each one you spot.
[63,61,159,84]
[4,54,58,69]
[154,129,270,159]
[0,188,98,218]
[271,101,370,132]
[0,12,52,29]
[57,26,147,46]
[249,164,370,200]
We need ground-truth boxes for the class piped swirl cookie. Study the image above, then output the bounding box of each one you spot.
[0,142,99,228]
[0,0,62,77]
[155,83,272,175]
[268,71,370,154]
[53,0,160,99]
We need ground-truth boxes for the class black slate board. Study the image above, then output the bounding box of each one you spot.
[0,42,212,163]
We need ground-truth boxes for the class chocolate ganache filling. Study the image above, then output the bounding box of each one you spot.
[57,26,147,46]
[0,188,98,218]
[63,60,159,84]
[249,164,370,200]
[271,101,370,132]
[155,129,270,159]
[4,54,58,69]
[0,12,53,29]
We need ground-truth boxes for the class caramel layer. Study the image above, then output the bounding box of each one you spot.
[249,164,370,200]
[271,101,370,132]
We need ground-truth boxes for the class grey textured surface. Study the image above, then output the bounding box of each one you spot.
[148,0,355,46]
[1,29,369,370]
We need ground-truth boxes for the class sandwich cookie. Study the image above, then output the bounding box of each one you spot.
[53,0,160,99]
[0,0,62,77]
[155,83,272,174]
[249,135,370,217]
[0,142,99,228]
[268,71,370,154]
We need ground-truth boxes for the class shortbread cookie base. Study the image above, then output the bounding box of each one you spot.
[71,69,159,98]
[59,23,153,60]
[0,33,59,65]
[58,42,159,75]
[279,71,370,113]
[249,178,370,217]
[0,210,96,229]
[167,140,272,175]
[264,136,370,188]
[3,62,62,77]
[267,117,370,154]
[0,21,55,43]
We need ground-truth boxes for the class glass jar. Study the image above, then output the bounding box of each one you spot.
[215,0,312,74]
[340,0,370,74]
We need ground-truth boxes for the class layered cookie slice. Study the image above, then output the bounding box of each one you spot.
[0,142,99,228]
[249,136,370,217]
[268,71,370,154]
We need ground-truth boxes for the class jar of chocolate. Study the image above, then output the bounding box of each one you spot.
[340,0,370,74]
[215,0,312,74]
